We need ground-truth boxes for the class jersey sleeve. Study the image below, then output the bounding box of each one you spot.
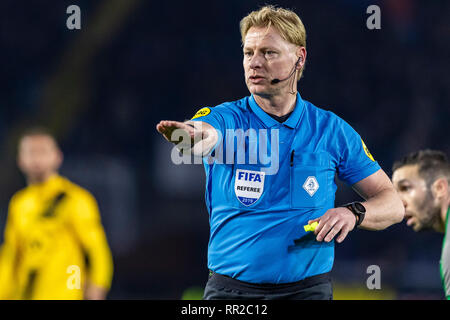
[440,215,450,300]
[69,191,114,290]
[189,105,236,155]
[334,116,381,185]
[0,197,21,299]
[190,107,224,130]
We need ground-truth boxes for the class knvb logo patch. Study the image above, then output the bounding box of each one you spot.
[235,169,265,206]
[303,176,319,196]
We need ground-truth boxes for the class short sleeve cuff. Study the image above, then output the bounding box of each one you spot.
[342,161,381,186]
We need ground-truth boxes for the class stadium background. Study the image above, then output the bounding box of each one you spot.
[0,0,449,299]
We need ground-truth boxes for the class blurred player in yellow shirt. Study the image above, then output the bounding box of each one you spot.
[0,128,113,299]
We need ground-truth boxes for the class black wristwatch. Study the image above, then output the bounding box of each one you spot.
[342,202,366,227]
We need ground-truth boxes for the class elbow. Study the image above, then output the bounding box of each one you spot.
[393,193,405,224]
[396,206,405,224]
[371,189,405,231]
[381,192,405,229]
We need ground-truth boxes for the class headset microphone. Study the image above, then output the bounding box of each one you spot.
[270,78,282,85]
[271,57,302,85]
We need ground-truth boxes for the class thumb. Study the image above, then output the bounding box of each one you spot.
[307,218,320,225]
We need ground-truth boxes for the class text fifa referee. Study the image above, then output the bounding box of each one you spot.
[157,5,404,300]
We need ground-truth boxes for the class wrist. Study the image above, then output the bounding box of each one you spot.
[341,202,366,227]
[344,206,358,226]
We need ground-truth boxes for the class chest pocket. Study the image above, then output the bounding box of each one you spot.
[290,151,331,209]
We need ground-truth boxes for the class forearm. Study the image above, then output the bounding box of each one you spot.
[359,187,405,230]
[0,243,18,299]
[83,231,114,290]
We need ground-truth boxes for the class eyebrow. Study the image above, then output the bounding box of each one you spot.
[243,46,279,52]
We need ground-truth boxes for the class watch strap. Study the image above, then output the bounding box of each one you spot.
[342,202,365,227]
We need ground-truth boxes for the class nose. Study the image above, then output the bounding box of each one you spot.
[399,195,408,209]
[249,54,264,70]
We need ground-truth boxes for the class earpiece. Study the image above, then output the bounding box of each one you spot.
[271,57,303,85]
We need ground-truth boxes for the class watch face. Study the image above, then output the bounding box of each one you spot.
[354,202,366,213]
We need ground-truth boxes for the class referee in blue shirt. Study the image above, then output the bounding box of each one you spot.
[157,5,404,300]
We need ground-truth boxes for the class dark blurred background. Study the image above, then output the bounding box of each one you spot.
[0,0,449,299]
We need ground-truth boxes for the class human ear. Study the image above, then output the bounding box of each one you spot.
[431,178,448,200]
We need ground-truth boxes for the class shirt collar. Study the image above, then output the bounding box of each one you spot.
[29,174,64,195]
[248,92,305,129]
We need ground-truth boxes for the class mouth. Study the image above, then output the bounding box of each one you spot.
[249,75,266,83]
[406,217,415,227]
[404,212,415,226]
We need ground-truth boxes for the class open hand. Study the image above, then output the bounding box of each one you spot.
[156,120,200,145]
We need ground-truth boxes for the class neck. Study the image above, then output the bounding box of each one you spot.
[253,92,297,117]
[27,172,58,186]
[440,198,450,232]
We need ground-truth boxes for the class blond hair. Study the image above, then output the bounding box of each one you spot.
[240,5,307,80]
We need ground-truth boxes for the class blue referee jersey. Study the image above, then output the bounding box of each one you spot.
[190,93,380,284]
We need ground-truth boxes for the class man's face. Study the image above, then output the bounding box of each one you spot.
[392,164,440,231]
[243,26,300,97]
[18,135,62,182]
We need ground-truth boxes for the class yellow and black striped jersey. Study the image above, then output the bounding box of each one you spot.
[0,174,113,299]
